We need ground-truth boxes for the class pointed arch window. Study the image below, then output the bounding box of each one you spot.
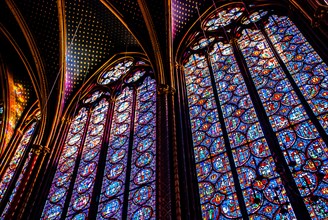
[0,119,38,215]
[182,4,328,219]
[41,58,157,219]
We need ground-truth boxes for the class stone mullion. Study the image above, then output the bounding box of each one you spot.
[175,63,202,219]
[157,84,177,219]
[231,37,312,220]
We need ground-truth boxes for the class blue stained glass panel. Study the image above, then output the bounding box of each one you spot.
[67,100,109,218]
[97,88,133,219]
[0,122,36,203]
[184,53,242,219]
[41,108,88,219]
[238,27,328,219]
[127,77,157,219]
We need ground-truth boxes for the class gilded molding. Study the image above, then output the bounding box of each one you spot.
[31,144,49,155]
[137,0,166,85]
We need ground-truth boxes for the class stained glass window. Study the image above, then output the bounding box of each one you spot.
[182,5,328,219]
[0,122,37,204]
[41,59,157,219]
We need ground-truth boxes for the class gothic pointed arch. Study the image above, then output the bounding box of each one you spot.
[176,2,328,219]
[0,105,40,217]
[41,55,158,219]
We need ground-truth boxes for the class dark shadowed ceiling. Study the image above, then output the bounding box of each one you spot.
[0,0,215,107]
[1,0,326,145]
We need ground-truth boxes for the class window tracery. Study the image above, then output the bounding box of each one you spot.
[182,5,328,219]
[41,58,157,219]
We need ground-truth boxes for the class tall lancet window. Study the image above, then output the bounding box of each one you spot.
[41,58,157,219]
[0,121,37,203]
[0,113,39,217]
[182,4,328,219]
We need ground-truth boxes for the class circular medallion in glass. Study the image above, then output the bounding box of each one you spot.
[117,101,130,113]
[71,121,84,134]
[101,199,121,218]
[109,149,126,164]
[72,213,86,220]
[137,125,154,138]
[83,148,99,162]
[59,159,75,173]
[134,168,153,185]
[133,186,153,205]
[107,163,125,180]
[138,112,153,125]
[72,194,90,211]
[64,145,78,158]
[136,152,153,167]
[204,7,245,30]
[92,113,105,124]
[140,91,155,102]
[192,37,215,50]
[77,177,94,193]
[84,91,103,104]
[56,172,70,187]
[139,101,153,113]
[111,136,128,149]
[132,206,153,219]
[126,70,146,83]
[98,59,134,85]
[44,205,62,220]
[50,187,66,203]
[94,100,109,113]
[80,162,97,177]
[87,137,101,149]
[137,138,153,152]
[90,124,104,136]
[105,180,123,198]
[116,111,130,123]
[114,123,129,135]
[67,134,81,145]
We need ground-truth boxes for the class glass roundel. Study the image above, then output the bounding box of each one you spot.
[126,70,146,83]
[84,91,104,104]
[98,58,134,85]
[242,10,268,25]
[203,6,244,30]
[192,37,215,50]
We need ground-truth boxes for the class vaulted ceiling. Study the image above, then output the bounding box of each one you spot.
[0,0,209,106]
[1,0,326,146]
[0,0,217,146]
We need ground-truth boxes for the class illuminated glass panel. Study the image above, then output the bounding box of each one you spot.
[42,63,157,219]
[203,6,244,31]
[265,15,328,134]
[184,54,242,219]
[1,152,33,217]
[192,37,215,50]
[97,88,133,219]
[98,59,134,85]
[0,122,36,203]
[242,10,268,25]
[238,28,328,219]
[127,77,157,219]
[209,42,296,218]
[67,99,109,218]
[41,108,88,219]
[84,91,103,104]
[126,70,146,84]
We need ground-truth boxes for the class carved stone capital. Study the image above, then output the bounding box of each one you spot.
[31,144,49,155]
[157,84,176,95]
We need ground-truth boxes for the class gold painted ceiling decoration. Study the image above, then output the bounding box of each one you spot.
[64,0,140,102]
